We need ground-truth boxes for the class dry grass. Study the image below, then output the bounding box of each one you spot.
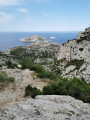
[40,78,56,84]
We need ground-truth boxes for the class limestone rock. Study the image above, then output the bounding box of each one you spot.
[65,65,76,74]
[0,95,90,120]
[77,32,85,39]
[57,27,90,83]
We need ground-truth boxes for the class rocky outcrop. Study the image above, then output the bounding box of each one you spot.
[20,35,46,44]
[57,27,90,83]
[77,27,90,40]
[0,51,18,65]
[57,39,90,62]
[0,95,90,120]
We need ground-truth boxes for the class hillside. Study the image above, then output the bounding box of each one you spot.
[0,27,90,120]
[7,27,90,83]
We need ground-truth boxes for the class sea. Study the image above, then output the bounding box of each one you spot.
[0,32,78,51]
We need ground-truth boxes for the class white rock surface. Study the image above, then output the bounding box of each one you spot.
[0,95,90,120]
[57,27,90,83]
[57,40,90,62]
[65,65,76,74]
[0,69,47,109]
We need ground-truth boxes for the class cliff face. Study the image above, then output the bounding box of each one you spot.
[57,27,90,83]
[57,39,90,62]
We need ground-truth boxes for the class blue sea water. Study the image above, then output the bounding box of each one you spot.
[0,32,78,51]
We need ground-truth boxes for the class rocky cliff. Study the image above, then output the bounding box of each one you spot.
[57,27,90,83]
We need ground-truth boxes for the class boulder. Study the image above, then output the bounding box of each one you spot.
[0,95,90,120]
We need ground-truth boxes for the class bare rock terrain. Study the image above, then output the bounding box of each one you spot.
[0,95,90,120]
[0,69,47,110]
[57,27,90,83]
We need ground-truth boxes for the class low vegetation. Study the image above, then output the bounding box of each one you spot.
[6,61,18,69]
[19,57,89,103]
[0,72,15,90]
[65,59,84,70]
[10,47,25,56]
[21,58,60,81]
[51,58,61,75]
[6,47,90,103]
[77,36,90,43]
[25,85,42,98]
[25,78,90,103]
[10,47,54,59]
[43,78,90,103]
[0,52,8,57]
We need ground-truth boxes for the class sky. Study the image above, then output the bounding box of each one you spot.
[0,0,90,32]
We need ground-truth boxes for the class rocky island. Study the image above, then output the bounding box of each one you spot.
[0,27,90,120]
[20,35,46,44]
[50,36,56,39]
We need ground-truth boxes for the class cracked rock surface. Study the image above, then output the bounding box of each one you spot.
[0,95,90,120]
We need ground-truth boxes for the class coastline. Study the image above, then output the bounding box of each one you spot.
[0,32,78,51]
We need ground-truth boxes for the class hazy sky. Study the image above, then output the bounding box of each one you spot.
[0,0,90,32]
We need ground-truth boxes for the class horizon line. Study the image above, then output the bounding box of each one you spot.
[0,31,79,33]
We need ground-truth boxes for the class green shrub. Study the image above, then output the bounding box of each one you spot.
[42,78,90,103]
[25,85,42,98]
[0,72,15,90]
[37,71,59,80]
[10,47,25,55]
[9,77,15,82]
[0,72,15,83]
[21,58,60,81]
[65,59,84,70]
[6,61,17,69]
[77,36,90,43]
[50,58,61,75]
[0,52,8,57]
[25,78,90,103]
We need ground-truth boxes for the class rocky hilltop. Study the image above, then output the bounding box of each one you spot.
[57,27,90,83]
[20,35,46,44]
[0,95,90,120]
